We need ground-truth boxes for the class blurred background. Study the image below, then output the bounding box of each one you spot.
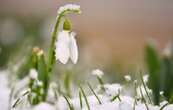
[0,0,173,81]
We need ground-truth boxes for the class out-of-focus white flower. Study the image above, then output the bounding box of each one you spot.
[163,47,171,58]
[58,4,81,15]
[55,30,78,64]
[92,69,104,78]
[124,75,131,82]
[37,81,43,87]
[163,42,173,58]
[143,74,149,83]
[160,91,164,95]
[29,69,38,80]
[134,80,138,84]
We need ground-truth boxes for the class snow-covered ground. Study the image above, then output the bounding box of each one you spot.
[0,70,173,110]
[0,71,10,110]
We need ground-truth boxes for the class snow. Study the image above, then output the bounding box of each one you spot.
[0,71,10,110]
[33,103,55,110]
[0,70,173,110]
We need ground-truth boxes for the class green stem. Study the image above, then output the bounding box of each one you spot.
[79,90,83,109]
[160,102,169,110]
[110,89,121,102]
[110,94,121,102]
[133,98,137,110]
[140,72,152,104]
[97,76,105,91]
[47,7,81,72]
[79,85,90,110]
[87,82,102,104]
[12,90,30,108]
[47,15,62,72]
[63,94,74,110]
[139,86,149,110]
[46,9,81,102]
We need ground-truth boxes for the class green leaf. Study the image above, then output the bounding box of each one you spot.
[63,71,71,97]
[62,94,74,110]
[161,56,173,102]
[79,85,90,110]
[145,41,160,105]
[87,82,102,104]
[31,47,39,69]
[79,90,83,109]
[37,51,49,101]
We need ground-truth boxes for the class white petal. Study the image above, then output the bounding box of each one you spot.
[55,31,70,64]
[69,32,78,64]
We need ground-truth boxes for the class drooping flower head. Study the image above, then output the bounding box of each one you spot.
[55,30,78,64]
[47,3,81,67]
[92,69,104,78]
[55,18,78,64]
[53,4,81,65]
[124,75,131,82]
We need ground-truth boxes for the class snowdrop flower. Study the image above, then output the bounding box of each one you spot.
[55,30,78,64]
[163,46,171,58]
[92,69,104,78]
[37,81,43,87]
[160,91,164,95]
[124,75,131,82]
[143,74,149,83]
[163,41,173,58]
[58,4,81,15]
[134,80,137,84]
[29,69,38,80]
